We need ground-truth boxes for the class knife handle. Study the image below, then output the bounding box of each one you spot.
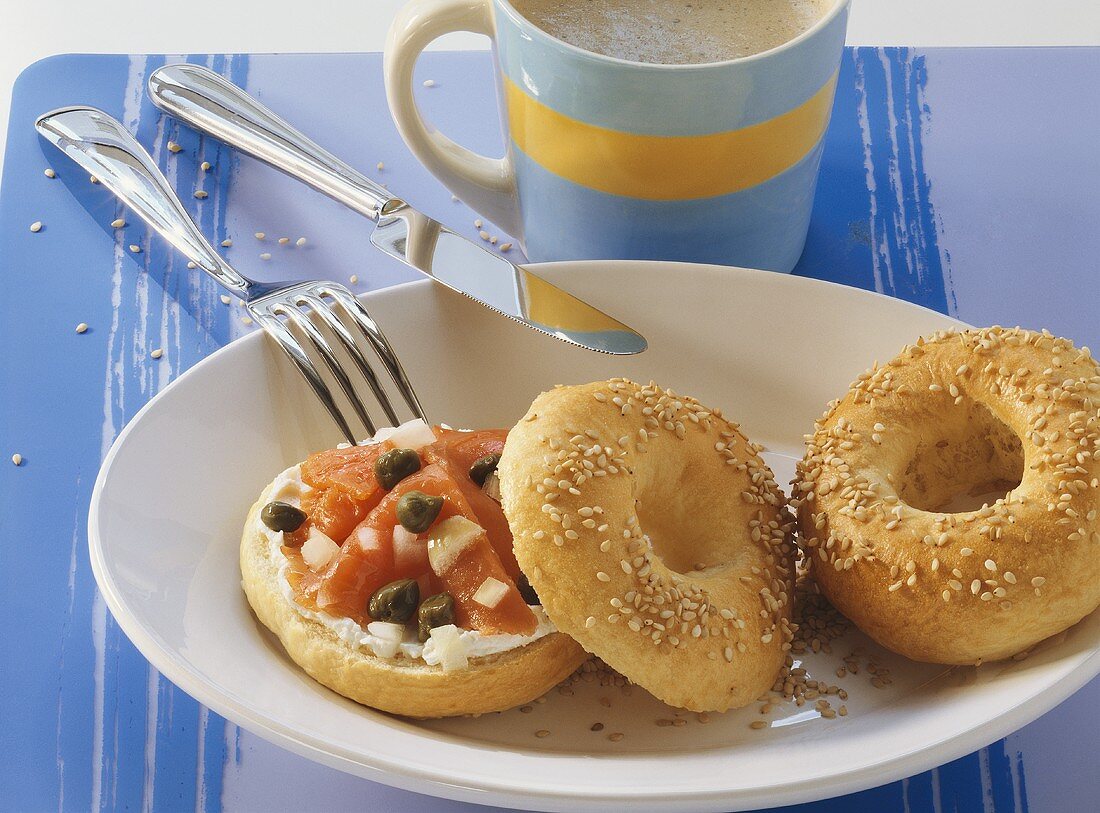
[149,64,399,220]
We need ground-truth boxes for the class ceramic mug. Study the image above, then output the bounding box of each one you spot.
[385,0,850,272]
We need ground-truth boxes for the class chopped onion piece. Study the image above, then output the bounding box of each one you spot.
[392,524,418,548]
[355,526,381,551]
[428,624,469,672]
[373,418,436,450]
[427,515,483,574]
[472,576,509,608]
[301,528,339,572]
[366,622,405,658]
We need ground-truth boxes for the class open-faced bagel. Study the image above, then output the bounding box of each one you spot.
[498,379,796,712]
[241,483,587,719]
[793,327,1100,664]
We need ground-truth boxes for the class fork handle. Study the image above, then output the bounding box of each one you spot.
[149,64,396,220]
[35,106,255,299]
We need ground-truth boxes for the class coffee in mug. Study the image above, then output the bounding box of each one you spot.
[509,0,834,64]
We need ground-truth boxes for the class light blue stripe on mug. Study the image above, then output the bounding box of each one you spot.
[493,0,849,136]
[511,137,829,269]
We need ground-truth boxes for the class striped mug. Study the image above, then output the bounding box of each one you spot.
[385,0,850,272]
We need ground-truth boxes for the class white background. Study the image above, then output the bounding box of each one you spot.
[2,0,1100,163]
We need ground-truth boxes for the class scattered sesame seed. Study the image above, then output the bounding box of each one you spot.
[349,274,359,284]
[29,221,43,232]
[110,218,126,228]
[499,242,513,252]
[255,232,266,240]
[423,79,436,87]
[474,219,483,228]
[478,230,490,240]
[596,571,611,582]
[44,168,56,178]
[585,616,596,629]
[377,161,384,171]
[278,237,289,245]
[608,732,624,742]
[241,316,253,326]
[259,253,272,261]
[519,705,533,713]
[167,140,182,153]
[129,244,141,253]
[220,295,232,305]
[200,161,212,171]
[194,190,208,199]
[75,323,88,334]
[12,453,23,466]
[90,175,99,184]
[534,729,550,738]
[295,237,307,247]
[750,721,767,730]
[221,239,232,247]
[452,194,459,202]
[187,261,197,269]
[150,348,164,359]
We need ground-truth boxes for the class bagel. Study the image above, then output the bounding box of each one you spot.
[498,379,796,712]
[793,327,1100,664]
[241,430,586,719]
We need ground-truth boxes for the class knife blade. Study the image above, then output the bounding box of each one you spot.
[148,63,647,355]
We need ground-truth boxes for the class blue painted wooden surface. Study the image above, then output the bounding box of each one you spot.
[1,49,1097,812]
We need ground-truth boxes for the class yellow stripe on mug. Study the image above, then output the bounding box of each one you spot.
[504,71,838,201]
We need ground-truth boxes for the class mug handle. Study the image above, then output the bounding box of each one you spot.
[384,0,521,238]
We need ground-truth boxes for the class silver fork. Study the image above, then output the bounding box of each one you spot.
[36,106,424,444]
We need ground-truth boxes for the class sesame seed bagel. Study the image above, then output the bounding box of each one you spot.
[241,485,587,719]
[793,327,1100,665]
[498,380,796,712]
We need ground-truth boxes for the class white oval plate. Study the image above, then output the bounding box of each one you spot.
[89,262,1099,812]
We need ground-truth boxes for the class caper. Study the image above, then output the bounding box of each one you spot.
[396,490,443,533]
[374,448,422,490]
[469,453,501,487]
[516,571,540,605]
[368,578,420,623]
[418,592,456,641]
[260,501,307,533]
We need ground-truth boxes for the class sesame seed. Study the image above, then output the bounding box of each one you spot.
[608,732,624,742]
[167,141,182,153]
[75,322,88,333]
[11,453,23,466]
[220,295,231,305]
[596,571,611,582]
[221,239,232,247]
[590,722,604,731]
[29,221,43,232]
[194,190,208,199]
[90,175,99,184]
[350,274,359,284]
[750,721,767,730]
[278,237,290,245]
[1031,576,1046,587]
[255,232,266,240]
[296,237,307,247]
[241,316,253,326]
[585,616,596,629]
[201,161,212,171]
[500,242,513,251]
[110,218,126,228]
[129,244,141,253]
[259,253,271,260]
[535,729,550,738]
[984,559,997,572]
[423,79,436,87]
[479,230,490,241]
[187,262,197,269]
[44,168,56,178]
[474,219,482,228]
[150,348,164,359]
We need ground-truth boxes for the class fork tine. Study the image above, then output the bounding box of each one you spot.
[250,309,359,445]
[298,291,400,427]
[273,304,378,438]
[320,286,426,421]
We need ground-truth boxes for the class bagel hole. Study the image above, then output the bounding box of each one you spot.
[897,401,1023,513]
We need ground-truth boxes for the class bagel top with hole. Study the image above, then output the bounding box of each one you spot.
[793,326,1100,664]
[498,379,797,712]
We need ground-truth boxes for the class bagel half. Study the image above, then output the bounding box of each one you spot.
[793,326,1100,664]
[499,380,796,712]
[241,484,587,719]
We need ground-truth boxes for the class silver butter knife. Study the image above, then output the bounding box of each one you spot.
[148,64,647,356]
